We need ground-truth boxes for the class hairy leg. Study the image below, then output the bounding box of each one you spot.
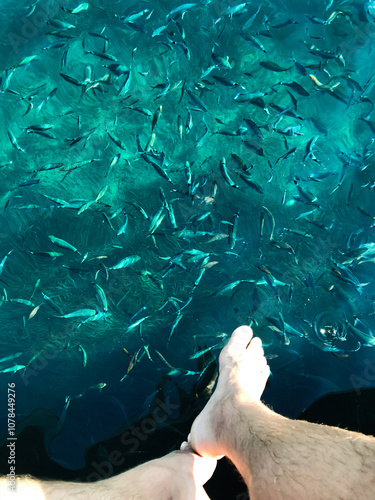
[0,451,216,500]
[189,325,375,500]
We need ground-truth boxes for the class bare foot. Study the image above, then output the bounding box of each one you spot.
[189,325,270,459]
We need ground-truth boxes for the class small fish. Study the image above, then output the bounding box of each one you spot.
[305,271,316,292]
[109,255,141,270]
[309,74,340,91]
[257,208,265,238]
[177,114,183,140]
[77,344,88,367]
[47,18,76,30]
[195,117,210,148]
[9,298,35,306]
[7,129,26,154]
[106,128,127,150]
[243,118,264,140]
[270,239,297,261]
[167,311,183,344]
[144,156,174,184]
[125,348,142,374]
[275,147,297,166]
[220,157,240,188]
[213,279,254,296]
[212,75,240,88]
[259,61,293,72]
[283,228,312,238]
[126,202,149,220]
[0,352,22,364]
[187,90,208,112]
[49,235,79,253]
[129,306,148,323]
[124,315,151,334]
[13,55,39,68]
[223,2,249,17]
[240,33,266,52]
[347,321,375,346]
[117,214,129,236]
[185,107,193,133]
[228,212,240,249]
[60,72,84,87]
[0,364,26,374]
[242,140,265,156]
[118,68,132,95]
[106,153,121,177]
[151,105,162,131]
[58,309,97,319]
[117,9,150,24]
[166,3,196,20]
[242,3,262,29]
[303,135,319,161]
[94,283,108,311]
[0,250,13,277]
[88,382,106,393]
[30,251,64,258]
[357,206,375,220]
[281,81,310,96]
[288,283,294,305]
[28,304,41,319]
[62,2,89,14]
[238,172,264,194]
[42,292,63,315]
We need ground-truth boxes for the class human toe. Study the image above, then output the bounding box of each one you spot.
[226,325,254,354]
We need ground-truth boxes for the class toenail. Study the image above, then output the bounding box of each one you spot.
[180,441,190,451]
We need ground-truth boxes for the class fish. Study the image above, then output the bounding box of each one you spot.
[0,250,13,277]
[62,3,89,14]
[167,311,183,344]
[219,157,241,189]
[186,90,208,112]
[7,129,26,154]
[259,61,293,72]
[151,105,162,131]
[106,128,127,150]
[48,235,80,253]
[238,172,264,194]
[212,75,240,88]
[124,315,151,334]
[0,364,26,374]
[275,147,297,166]
[347,319,375,346]
[94,284,108,311]
[242,140,265,156]
[281,81,310,96]
[108,255,141,270]
[77,344,88,367]
[213,279,254,296]
[243,118,264,140]
[166,3,196,20]
[228,212,240,249]
[240,34,266,52]
[57,309,97,319]
[0,352,23,364]
[270,239,298,262]
[117,9,150,24]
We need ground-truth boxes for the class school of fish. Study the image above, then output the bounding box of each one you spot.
[1,0,375,458]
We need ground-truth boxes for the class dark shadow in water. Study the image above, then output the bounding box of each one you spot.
[1,387,374,500]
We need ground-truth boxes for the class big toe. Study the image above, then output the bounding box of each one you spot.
[227,325,254,354]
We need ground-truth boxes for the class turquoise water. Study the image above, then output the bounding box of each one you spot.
[0,0,375,478]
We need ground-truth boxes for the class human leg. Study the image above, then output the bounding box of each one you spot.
[189,325,375,500]
[0,451,216,500]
